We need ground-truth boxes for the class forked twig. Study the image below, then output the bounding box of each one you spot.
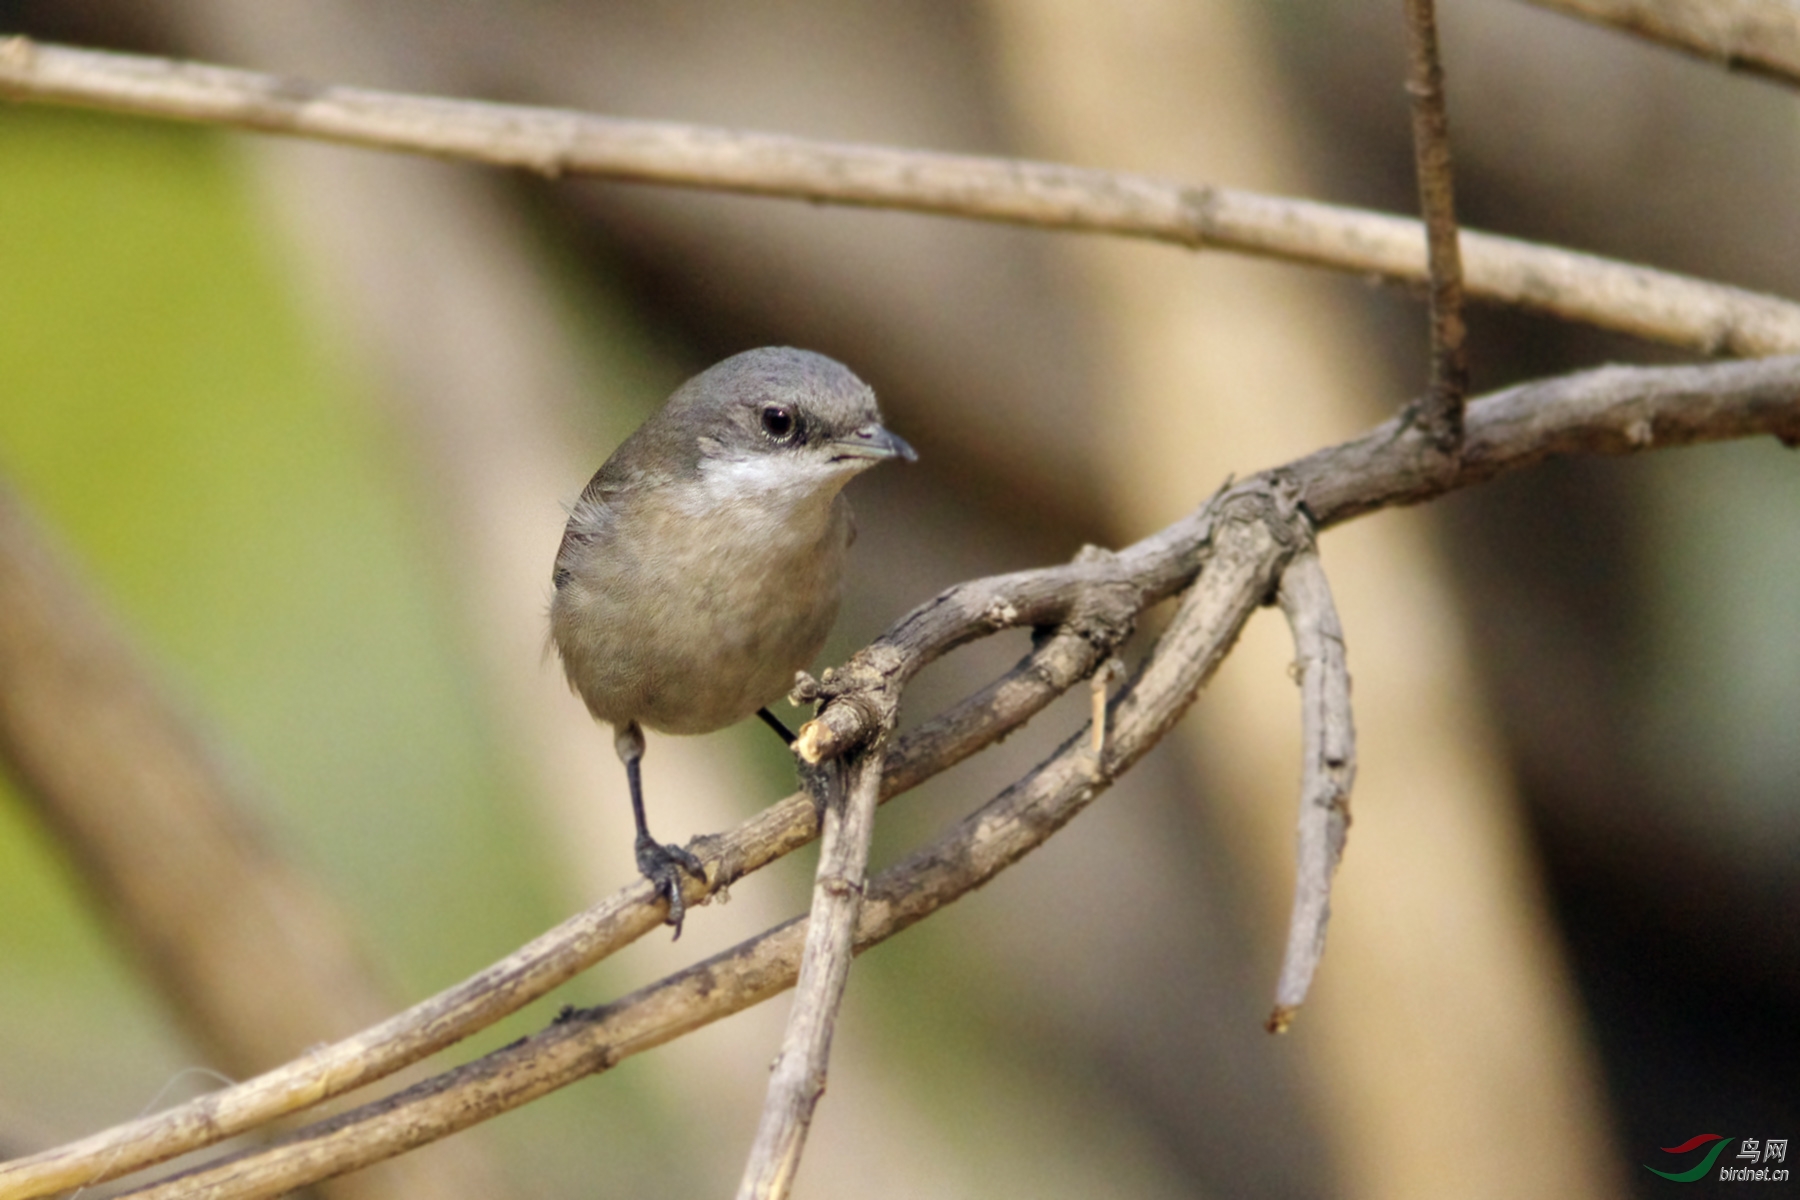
[131,357,1800,1194]
[4,345,1797,1200]
[1403,0,1470,450]
[110,487,1306,1200]
[3,349,1797,1200]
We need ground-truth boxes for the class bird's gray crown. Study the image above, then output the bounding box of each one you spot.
[595,347,893,490]
[670,346,882,457]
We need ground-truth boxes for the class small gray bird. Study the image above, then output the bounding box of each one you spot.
[550,347,915,934]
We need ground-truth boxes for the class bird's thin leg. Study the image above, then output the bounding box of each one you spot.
[615,721,705,938]
[757,706,797,745]
[761,706,838,827]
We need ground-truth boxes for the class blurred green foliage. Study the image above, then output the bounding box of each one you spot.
[0,105,578,1135]
[1642,439,1800,865]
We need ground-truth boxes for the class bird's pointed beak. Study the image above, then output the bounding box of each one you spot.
[831,422,917,463]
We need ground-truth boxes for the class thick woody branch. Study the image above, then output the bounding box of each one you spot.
[803,354,1800,764]
[2,38,1799,356]
[9,357,1800,1200]
[1294,354,1800,526]
[1403,0,1470,449]
[1521,0,1800,88]
[1266,548,1356,1033]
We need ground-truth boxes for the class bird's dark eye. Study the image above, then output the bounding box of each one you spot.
[760,404,797,441]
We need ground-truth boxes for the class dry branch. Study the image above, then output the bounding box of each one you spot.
[735,753,883,1200]
[32,353,1792,1200]
[1266,548,1356,1033]
[1,37,1798,355]
[1403,0,1470,447]
[1522,0,1800,87]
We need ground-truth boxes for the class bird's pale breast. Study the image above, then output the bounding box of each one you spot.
[551,487,852,734]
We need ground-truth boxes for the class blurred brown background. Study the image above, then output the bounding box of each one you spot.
[0,2,1795,1197]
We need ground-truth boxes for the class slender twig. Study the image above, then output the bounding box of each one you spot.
[1,38,1798,356]
[1266,547,1357,1034]
[1522,0,1800,88]
[6,344,1798,1200]
[1090,657,1126,755]
[735,750,885,1200]
[1403,0,1469,450]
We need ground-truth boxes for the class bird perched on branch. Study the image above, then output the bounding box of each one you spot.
[550,347,915,934]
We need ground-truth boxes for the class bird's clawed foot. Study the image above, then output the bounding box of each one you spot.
[635,835,707,938]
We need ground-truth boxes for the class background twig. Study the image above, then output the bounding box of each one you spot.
[1,38,1798,356]
[1522,0,1800,87]
[0,485,390,1075]
[0,484,501,1200]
